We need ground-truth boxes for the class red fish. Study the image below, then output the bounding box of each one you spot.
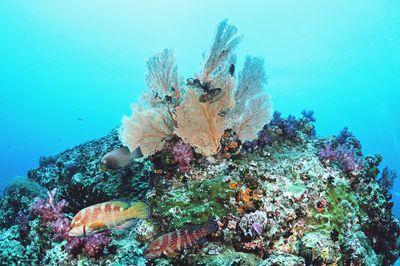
[143,220,218,259]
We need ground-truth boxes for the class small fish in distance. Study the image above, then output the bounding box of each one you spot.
[229,63,235,76]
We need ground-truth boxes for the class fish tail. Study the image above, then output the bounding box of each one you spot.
[125,201,151,220]
[130,146,143,159]
[202,219,219,235]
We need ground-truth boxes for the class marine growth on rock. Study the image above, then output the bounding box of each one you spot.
[0,20,399,266]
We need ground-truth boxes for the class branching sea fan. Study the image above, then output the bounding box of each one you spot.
[120,20,272,157]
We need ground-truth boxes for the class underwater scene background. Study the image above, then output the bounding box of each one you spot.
[1,1,399,265]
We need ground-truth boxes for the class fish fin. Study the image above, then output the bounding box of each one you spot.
[125,201,151,220]
[186,223,202,232]
[109,201,129,210]
[114,220,136,230]
[130,146,144,159]
[163,250,178,258]
[203,219,219,234]
[119,146,131,154]
[89,221,106,230]
[196,237,208,245]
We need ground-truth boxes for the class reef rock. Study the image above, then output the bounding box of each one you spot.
[0,19,399,266]
[0,113,398,265]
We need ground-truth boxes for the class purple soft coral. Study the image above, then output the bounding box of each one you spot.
[337,127,353,144]
[270,111,283,127]
[284,115,298,138]
[65,237,86,256]
[51,216,71,240]
[172,140,194,173]
[31,188,69,230]
[301,110,316,122]
[271,111,297,139]
[318,142,337,165]
[318,142,363,176]
[336,146,363,176]
[84,232,112,258]
[32,188,112,258]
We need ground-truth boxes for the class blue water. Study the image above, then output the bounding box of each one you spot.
[0,0,399,221]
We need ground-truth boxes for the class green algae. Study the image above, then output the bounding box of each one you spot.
[308,182,360,238]
[154,176,236,229]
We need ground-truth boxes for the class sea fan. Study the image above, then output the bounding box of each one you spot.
[174,77,235,156]
[201,19,242,82]
[119,49,180,157]
[120,20,272,157]
[143,49,181,107]
[234,94,271,141]
[230,56,272,141]
[120,104,175,157]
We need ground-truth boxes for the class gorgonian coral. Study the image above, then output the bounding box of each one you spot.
[120,20,272,157]
[201,19,242,82]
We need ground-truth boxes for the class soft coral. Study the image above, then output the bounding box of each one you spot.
[31,188,112,258]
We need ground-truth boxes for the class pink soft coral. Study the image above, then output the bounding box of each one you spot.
[31,188,70,239]
[172,140,194,173]
[32,188,112,258]
[65,232,112,258]
[84,232,112,258]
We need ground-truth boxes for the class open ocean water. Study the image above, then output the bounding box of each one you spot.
[0,1,399,264]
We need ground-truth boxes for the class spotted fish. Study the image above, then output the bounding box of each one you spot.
[143,220,218,259]
[68,201,151,237]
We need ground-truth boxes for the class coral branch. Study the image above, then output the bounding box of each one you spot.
[175,77,235,156]
[144,49,181,106]
[120,105,175,157]
[202,19,241,82]
[230,56,272,141]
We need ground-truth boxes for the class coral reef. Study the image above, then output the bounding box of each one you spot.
[0,20,399,266]
[27,129,152,212]
[1,114,399,265]
[0,176,46,228]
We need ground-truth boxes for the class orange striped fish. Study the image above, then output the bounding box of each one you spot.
[68,201,151,237]
[143,220,218,259]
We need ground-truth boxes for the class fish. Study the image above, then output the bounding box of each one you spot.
[68,200,151,237]
[99,146,143,172]
[199,87,222,103]
[229,63,235,76]
[143,220,218,259]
